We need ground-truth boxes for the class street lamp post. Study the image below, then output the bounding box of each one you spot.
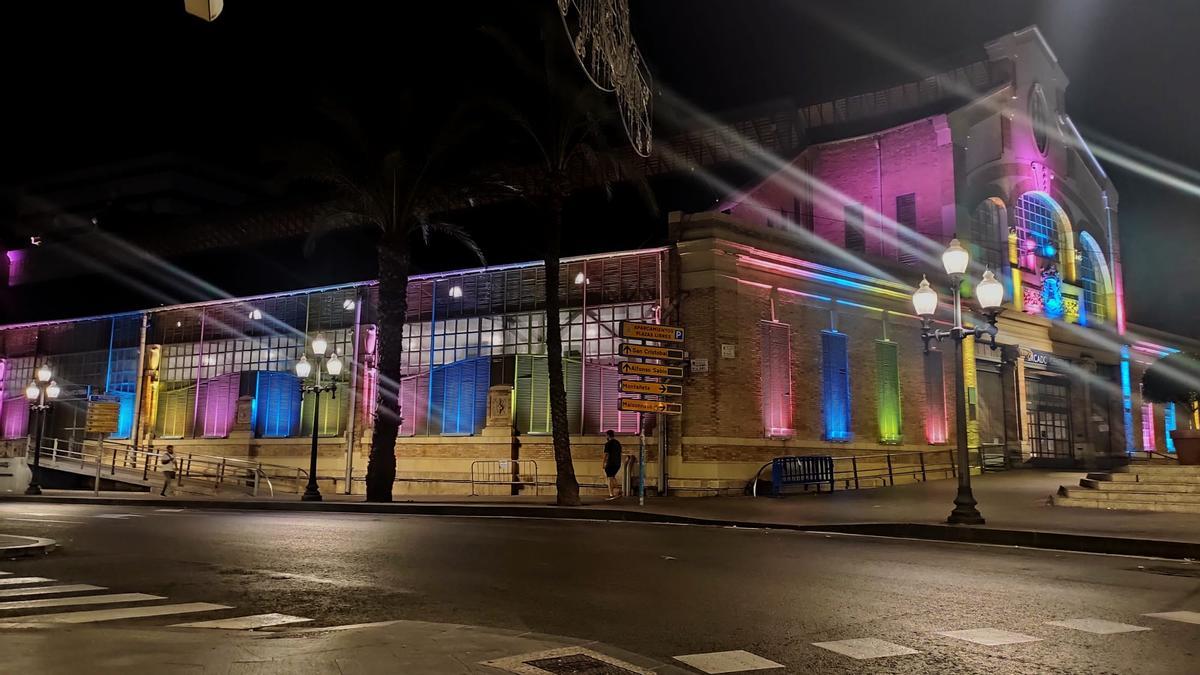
[24,364,61,495]
[912,239,1005,525]
[296,335,342,502]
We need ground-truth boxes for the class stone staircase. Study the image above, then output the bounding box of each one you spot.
[1054,464,1200,513]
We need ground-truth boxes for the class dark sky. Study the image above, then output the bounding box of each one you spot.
[2,1,1197,336]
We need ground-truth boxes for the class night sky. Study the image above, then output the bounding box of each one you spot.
[2,1,1197,336]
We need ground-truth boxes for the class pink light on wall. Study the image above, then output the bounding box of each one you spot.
[1141,403,1156,451]
[2,396,29,439]
[5,250,25,287]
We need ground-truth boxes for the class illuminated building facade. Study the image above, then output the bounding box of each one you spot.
[0,27,1192,495]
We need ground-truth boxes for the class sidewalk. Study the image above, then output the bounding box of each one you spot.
[0,617,691,674]
[0,533,57,558]
[4,470,1198,558]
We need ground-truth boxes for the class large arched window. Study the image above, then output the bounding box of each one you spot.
[1077,232,1112,323]
[1016,193,1058,259]
[970,198,1006,272]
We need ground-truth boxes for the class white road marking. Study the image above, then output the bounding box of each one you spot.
[93,514,144,520]
[10,602,231,624]
[171,613,312,629]
[674,650,786,672]
[1046,618,1151,634]
[155,509,185,513]
[0,577,54,587]
[1143,611,1200,625]
[18,513,60,517]
[0,572,9,576]
[936,628,1041,646]
[0,592,162,612]
[812,638,919,660]
[4,517,83,524]
[0,584,106,598]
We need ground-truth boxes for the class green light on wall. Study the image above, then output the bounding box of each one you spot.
[876,340,902,444]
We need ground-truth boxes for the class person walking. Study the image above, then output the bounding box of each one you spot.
[603,430,623,500]
[159,445,177,497]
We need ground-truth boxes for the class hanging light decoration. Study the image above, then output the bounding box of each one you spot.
[557,0,653,157]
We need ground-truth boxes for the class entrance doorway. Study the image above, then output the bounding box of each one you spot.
[976,364,1008,470]
[1026,374,1075,466]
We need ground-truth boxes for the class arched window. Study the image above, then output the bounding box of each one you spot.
[970,198,1005,272]
[1077,234,1109,322]
[1015,193,1061,267]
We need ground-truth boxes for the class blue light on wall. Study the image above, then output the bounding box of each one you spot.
[1120,345,1135,454]
[1165,403,1177,453]
[430,357,490,435]
[821,330,852,442]
[113,391,135,439]
[255,371,301,438]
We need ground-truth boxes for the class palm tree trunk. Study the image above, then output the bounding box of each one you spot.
[366,232,409,502]
[544,197,581,506]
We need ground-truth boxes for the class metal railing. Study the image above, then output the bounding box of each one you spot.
[28,437,323,498]
[751,448,960,496]
[469,459,539,496]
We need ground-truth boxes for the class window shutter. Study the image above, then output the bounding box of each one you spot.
[398,373,429,436]
[112,391,136,440]
[924,350,948,443]
[821,330,852,441]
[896,194,918,265]
[565,357,583,435]
[301,386,345,438]
[585,363,639,435]
[876,340,902,443]
[2,396,29,439]
[844,204,866,253]
[255,371,300,438]
[156,383,195,439]
[431,357,491,435]
[197,372,239,438]
[761,322,793,437]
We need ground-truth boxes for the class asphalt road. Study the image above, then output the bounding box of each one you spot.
[2,501,1198,674]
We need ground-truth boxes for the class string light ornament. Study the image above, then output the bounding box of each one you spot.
[557,0,653,157]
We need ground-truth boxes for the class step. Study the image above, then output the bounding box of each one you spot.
[1052,494,1200,514]
[1115,464,1200,476]
[1080,478,1200,494]
[1060,486,1200,505]
[1085,472,1200,486]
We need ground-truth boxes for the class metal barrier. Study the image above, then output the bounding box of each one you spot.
[469,459,539,496]
[770,455,834,496]
[752,448,959,496]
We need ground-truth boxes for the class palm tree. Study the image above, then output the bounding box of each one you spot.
[482,12,646,506]
[285,103,485,502]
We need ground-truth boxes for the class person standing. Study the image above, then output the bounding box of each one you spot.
[603,430,623,500]
[160,445,177,497]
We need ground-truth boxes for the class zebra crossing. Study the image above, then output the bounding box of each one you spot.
[673,610,1200,672]
[0,569,310,630]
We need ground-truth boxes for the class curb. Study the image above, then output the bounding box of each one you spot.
[0,535,57,559]
[2,494,1197,560]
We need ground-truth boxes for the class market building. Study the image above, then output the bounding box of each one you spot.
[0,27,1192,496]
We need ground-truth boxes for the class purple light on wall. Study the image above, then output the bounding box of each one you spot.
[197,373,238,438]
[5,250,25,287]
[2,396,29,439]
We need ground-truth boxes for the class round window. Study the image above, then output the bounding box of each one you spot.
[1030,83,1050,154]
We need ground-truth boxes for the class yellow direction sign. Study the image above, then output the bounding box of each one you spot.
[619,380,682,396]
[618,361,683,379]
[85,402,121,434]
[618,398,682,415]
[620,321,685,343]
[618,343,688,361]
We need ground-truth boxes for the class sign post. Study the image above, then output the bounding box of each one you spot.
[617,321,687,506]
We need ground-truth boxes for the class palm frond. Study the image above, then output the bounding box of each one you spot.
[414,220,487,266]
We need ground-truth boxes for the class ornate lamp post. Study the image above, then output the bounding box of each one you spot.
[912,239,1005,525]
[295,335,342,502]
[24,363,61,495]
